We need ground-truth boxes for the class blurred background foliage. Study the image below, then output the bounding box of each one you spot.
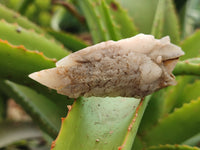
[1,0,200,150]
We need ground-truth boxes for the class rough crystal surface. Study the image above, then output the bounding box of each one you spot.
[29,34,184,98]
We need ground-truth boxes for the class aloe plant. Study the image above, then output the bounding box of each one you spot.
[0,0,200,150]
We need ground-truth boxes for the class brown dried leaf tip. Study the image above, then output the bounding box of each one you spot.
[29,34,184,98]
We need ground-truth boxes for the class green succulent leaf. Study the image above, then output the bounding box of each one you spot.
[151,0,165,39]
[0,122,42,148]
[105,0,138,38]
[143,97,200,146]
[0,80,66,138]
[173,58,200,76]
[139,58,200,133]
[78,0,137,43]
[120,96,151,150]
[100,0,121,41]
[1,1,199,149]
[78,0,108,43]
[162,0,180,44]
[147,144,200,150]
[140,70,200,135]
[117,0,158,33]
[0,39,54,82]
[162,58,200,116]
[47,29,88,52]
[0,20,69,59]
[52,96,150,150]
[180,30,200,60]
[151,0,180,44]
[160,76,193,117]
[0,39,72,107]
[0,4,43,34]
[182,133,200,147]
[138,89,166,135]
[118,0,180,44]
[175,80,200,105]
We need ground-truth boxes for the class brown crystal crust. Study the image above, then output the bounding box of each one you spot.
[29,34,184,98]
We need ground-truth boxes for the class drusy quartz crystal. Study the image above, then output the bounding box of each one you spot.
[29,34,184,98]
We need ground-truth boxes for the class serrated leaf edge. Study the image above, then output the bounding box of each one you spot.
[0,38,57,63]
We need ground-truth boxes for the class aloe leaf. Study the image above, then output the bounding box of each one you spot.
[100,0,121,41]
[138,89,166,135]
[182,133,200,146]
[0,121,42,148]
[161,58,200,116]
[162,0,180,44]
[105,0,138,38]
[119,96,151,150]
[161,74,200,117]
[118,0,180,44]
[140,76,197,132]
[0,39,72,107]
[151,0,165,39]
[147,145,200,150]
[175,80,200,106]
[78,0,108,43]
[151,0,180,44]
[117,0,158,33]
[0,39,54,82]
[0,80,66,138]
[160,76,192,117]
[51,96,150,150]
[173,58,200,76]
[47,29,88,52]
[0,20,69,59]
[0,4,43,34]
[0,3,74,45]
[78,0,137,43]
[143,97,200,146]
[180,30,200,60]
